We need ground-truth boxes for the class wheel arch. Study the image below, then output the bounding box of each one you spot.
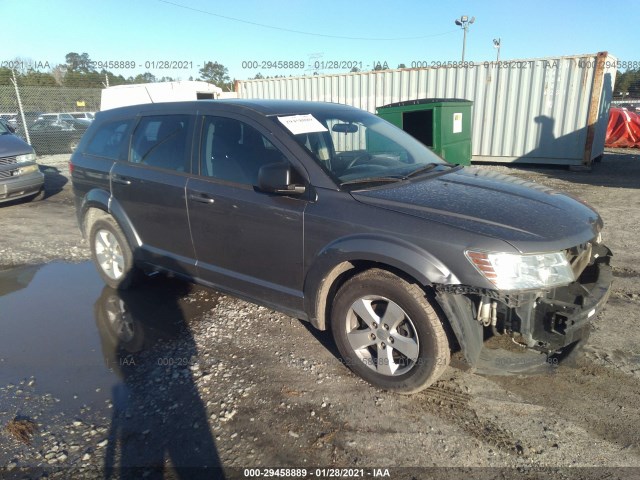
[79,189,110,238]
[79,190,141,251]
[304,234,459,331]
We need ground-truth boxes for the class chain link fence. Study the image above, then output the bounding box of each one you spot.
[612,68,640,113]
[0,77,101,156]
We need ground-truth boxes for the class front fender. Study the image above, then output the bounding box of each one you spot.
[303,234,459,329]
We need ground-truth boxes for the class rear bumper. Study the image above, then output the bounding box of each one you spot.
[0,169,45,202]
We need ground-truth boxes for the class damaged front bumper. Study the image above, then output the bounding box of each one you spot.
[519,243,613,351]
[435,243,613,370]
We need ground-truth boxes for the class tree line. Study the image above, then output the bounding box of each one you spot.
[0,52,405,90]
[0,52,235,91]
[615,69,640,98]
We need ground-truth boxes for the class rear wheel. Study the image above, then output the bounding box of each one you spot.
[89,217,139,289]
[331,269,450,394]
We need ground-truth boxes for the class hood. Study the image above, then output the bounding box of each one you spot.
[352,167,602,253]
[0,133,34,158]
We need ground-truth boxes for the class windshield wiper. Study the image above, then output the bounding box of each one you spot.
[340,176,405,187]
[341,163,456,187]
[405,163,441,178]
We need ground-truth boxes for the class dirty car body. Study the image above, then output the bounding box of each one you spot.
[70,100,612,393]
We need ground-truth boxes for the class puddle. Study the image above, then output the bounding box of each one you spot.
[0,261,218,411]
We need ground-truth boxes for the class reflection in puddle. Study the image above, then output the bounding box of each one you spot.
[0,262,223,475]
[95,274,222,475]
[96,277,196,374]
[0,262,115,406]
[0,262,216,407]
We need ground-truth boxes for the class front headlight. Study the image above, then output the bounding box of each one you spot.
[16,152,37,163]
[465,250,575,290]
[18,164,39,174]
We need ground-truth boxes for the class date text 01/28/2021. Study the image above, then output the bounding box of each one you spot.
[242,468,391,477]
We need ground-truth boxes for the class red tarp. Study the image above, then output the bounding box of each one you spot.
[605,107,640,148]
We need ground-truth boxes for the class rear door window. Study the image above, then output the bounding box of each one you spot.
[199,116,289,185]
[130,115,191,172]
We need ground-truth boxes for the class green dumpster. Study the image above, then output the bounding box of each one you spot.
[376,98,473,166]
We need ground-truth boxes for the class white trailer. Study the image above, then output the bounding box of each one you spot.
[100,81,223,111]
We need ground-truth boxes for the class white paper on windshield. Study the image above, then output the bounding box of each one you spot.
[278,114,328,135]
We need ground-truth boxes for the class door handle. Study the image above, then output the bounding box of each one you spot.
[189,193,215,204]
[112,176,131,185]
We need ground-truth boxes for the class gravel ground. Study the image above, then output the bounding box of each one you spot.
[0,151,639,479]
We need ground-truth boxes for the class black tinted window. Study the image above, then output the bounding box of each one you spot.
[85,119,133,160]
[200,116,287,185]
[130,115,190,172]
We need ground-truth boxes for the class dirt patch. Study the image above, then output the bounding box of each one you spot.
[493,359,640,450]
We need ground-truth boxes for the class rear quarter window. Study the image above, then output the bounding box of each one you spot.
[85,119,134,160]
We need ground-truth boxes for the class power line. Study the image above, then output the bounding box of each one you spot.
[157,0,457,41]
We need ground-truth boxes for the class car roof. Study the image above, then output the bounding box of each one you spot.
[98,99,359,119]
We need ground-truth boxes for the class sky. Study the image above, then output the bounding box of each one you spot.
[3,0,637,86]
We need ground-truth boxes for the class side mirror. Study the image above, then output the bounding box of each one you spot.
[258,163,306,195]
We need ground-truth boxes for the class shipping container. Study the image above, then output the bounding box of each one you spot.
[237,53,616,166]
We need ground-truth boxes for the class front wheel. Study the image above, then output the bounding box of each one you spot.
[89,217,139,290]
[331,269,450,394]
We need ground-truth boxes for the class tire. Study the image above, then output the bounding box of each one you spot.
[89,217,139,290]
[331,269,450,394]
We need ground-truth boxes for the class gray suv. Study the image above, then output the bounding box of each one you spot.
[0,120,45,203]
[71,100,612,393]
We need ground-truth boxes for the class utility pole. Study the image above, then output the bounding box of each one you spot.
[454,15,475,63]
[493,38,501,62]
[11,70,30,145]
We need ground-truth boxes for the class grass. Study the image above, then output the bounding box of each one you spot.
[5,417,38,445]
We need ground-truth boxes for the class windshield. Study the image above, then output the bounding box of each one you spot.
[0,121,10,134]
[273,109,445,185]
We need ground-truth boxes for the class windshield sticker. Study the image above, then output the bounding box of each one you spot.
[277,114,328,135]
